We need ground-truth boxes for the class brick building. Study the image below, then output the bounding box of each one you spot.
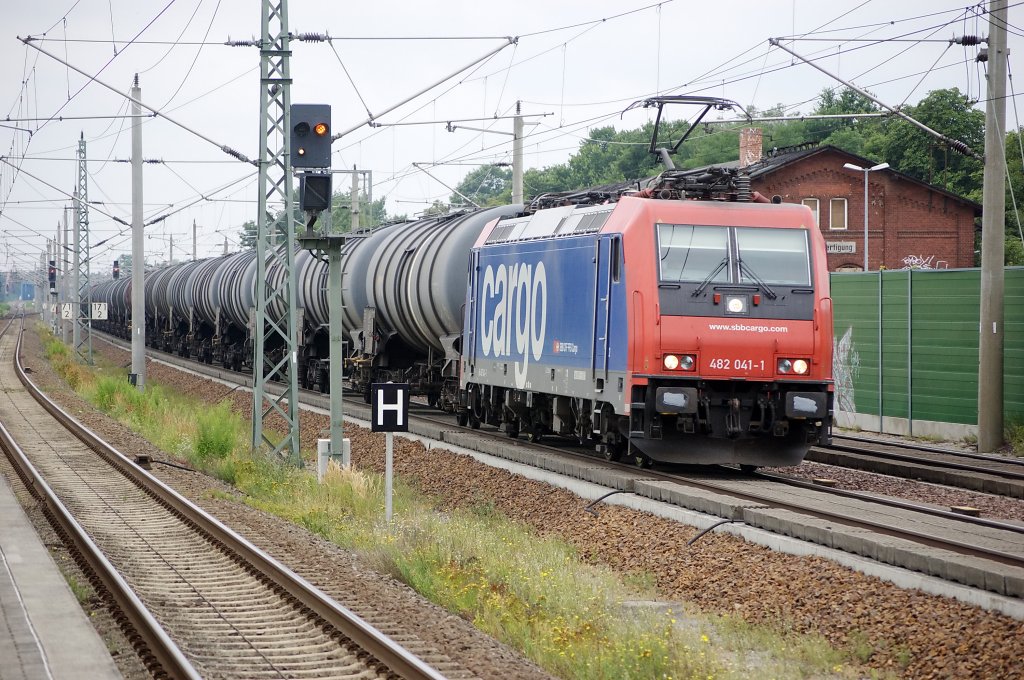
[740,141,980,271]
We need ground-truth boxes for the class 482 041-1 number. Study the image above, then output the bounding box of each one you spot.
[708,358,764,371]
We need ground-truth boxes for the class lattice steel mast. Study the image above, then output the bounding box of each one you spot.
[253,0,301,463]
[74,132,92,363]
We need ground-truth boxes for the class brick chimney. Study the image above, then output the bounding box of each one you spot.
[739,127,763,168]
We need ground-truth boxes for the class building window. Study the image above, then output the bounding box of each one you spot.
[802,198,819,226]
[830,198,848,230]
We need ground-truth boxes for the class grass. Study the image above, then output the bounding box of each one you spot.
[41,326,869,679]
[1006,421,1024,456]
[62,572,93,605]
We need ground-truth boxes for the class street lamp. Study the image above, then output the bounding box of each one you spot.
[843,162,889,270]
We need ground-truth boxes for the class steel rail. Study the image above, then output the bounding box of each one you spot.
[823,442,1024,480]
[753,469,1024,536]
[832,432,1024,469]
[0,320,201,680]
[19,327,446,680]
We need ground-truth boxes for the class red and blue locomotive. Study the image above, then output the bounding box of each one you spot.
[459,170,834,468]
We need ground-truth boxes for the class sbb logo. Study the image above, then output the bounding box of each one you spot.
[479,261,548,389]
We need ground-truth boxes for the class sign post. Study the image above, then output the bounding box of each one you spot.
[371,382,409,522]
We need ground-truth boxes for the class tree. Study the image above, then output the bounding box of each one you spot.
[452,165,513,206]
[327,192,389,232]
[876,88,984,202]
[238,219,258,249]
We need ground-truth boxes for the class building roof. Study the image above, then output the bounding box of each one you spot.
[743,144,982,214]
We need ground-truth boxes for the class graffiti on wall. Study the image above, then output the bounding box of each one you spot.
[833,326,860,413]
[900,254,936,269]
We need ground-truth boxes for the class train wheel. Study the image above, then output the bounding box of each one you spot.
[740,464,759,474]
[600,441,624,462]
[505,421,520,439]
[318,370,329,394]
[468,414,481,429]
[456,411,469,427]
[527,428,543,444]
[633,452,653,469]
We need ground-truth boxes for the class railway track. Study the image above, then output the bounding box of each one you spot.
[91,331,1024,598]
[0,321,449,680]
[808,433,1024,498]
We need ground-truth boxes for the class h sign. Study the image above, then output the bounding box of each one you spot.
[371,383,410,432]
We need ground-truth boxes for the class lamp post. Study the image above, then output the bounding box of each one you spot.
[843,162,889,270]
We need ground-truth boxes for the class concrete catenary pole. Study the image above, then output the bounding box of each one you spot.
[52,230,59,334]
[131,74,146,390]
[512,101,524,205]
[72,190,81,353]
[979,0,1007,452]
[350,166,359,231]
[44,241,51,327]
[62,208,71,344]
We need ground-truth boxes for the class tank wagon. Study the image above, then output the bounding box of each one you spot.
[91,167,833,468]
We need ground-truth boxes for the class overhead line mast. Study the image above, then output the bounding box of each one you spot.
[253,0,301,464]
[74,133,92,364]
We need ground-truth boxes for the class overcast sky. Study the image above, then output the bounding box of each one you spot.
[0,1,1018,275]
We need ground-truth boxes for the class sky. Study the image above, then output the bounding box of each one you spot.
[0,0,1019,277]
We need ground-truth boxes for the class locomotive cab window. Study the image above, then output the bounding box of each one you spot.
[657,225,729,283]
[657,224,812,287]
[735,228,811,286]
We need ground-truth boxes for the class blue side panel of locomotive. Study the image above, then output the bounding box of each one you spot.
[464,232,627,393]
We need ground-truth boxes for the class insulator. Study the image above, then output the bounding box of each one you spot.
[952,35,983,46]
[947,139,973,157]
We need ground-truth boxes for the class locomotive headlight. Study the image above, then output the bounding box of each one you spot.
[777,358,810,375]
[663,354,696,371]
[725,295,747,314]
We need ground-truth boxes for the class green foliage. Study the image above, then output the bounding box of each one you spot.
[44,337,89,390]
[94,376,122,411]
[327,192,389,232]
[1007,420,1024,455]
[237,219,258,249]
[195,402,240,460]
[876,89,984,201]
[453,165,514,206]
[1006,235,1024,266]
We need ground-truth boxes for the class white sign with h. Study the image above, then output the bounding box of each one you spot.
[371,383,410,522]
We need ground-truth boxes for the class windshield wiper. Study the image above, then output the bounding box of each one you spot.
[691,256,729,297]
[737,259,777,300]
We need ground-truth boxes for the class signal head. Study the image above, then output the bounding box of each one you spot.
[290,104,331,168]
